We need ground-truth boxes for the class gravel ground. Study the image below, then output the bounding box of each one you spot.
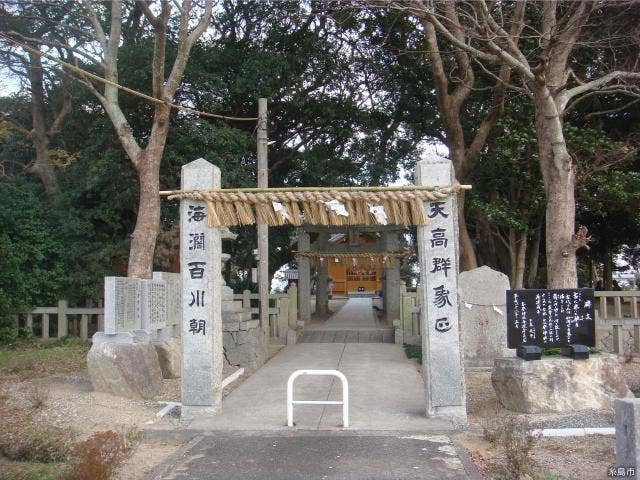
[458,432,615,480]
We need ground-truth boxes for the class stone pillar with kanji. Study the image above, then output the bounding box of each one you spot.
[180,158,222,420]
[415,154,467,425]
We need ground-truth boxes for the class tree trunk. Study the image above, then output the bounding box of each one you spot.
[127,150,161,278]
[534,86,578,288]
[603,245,613,291]
[27,52,58,194]
[476,218,498,270]
[526,219,543,288]
[514,231,527,289]
[31,139,58,194]
[508,228,517,287]
[457,191,478,272]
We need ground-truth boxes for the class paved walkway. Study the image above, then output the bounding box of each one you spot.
[190,342,452,431]
[303,297,394,343]
[156,431,474,480]
[155,300,479,480]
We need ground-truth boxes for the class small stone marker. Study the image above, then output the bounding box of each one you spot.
[104,277,142,334]
[180,158,222,420]
[615,398,640,473]
[415,154,466,424]
[506,288,595,359]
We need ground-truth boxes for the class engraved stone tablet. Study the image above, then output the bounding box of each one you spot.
[140,279,167,332]
[104,277,142,334]
[506,288,595,348]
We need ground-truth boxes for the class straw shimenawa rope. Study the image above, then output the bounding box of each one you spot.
[163,183,469,227]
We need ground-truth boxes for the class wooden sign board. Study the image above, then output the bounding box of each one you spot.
[506,289,595,348]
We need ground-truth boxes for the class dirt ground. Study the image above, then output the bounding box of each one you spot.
[456,357,640,480]
[0,340,284,480]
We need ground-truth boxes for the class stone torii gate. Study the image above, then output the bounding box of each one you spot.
[174,154,467,424]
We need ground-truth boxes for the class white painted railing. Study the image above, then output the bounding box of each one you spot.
[286,369,349,428]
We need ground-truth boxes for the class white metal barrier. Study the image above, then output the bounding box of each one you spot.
[286,369,349,428]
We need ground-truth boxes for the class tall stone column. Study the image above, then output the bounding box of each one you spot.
[297,231,311,324]
[315,231,329,316]
[415,154,467,425]
[383,231,401,324]
[180,158,222,420]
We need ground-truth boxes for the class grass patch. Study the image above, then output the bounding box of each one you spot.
[633,388,640,398]
[0,338,89,379]
[0,460,71,480]
[403,343,422,363]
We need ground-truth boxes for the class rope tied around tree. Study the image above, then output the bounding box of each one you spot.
[162,183,470,227]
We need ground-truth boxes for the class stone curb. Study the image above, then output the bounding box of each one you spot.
[452,438,483,480]
[147,434,204,480]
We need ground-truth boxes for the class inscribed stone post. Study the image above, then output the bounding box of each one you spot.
[181,158,222,420]
[415,154,467,424]
[104,277,142,335]
[615,398,640,472]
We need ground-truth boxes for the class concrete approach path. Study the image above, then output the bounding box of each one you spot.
[154,300,481,479]
[190,342,453,431]
[303,297,394,343]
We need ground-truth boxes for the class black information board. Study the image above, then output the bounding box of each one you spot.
[506,289,595,348]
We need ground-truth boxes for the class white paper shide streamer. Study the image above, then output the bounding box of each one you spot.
[272,202,290,221]
[323,199,349,217]
[368,204,388,225]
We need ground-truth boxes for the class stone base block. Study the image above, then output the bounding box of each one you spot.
[87,334,163,399]
[181,405,219,422]
[154,337,181,379]
[223,327,266,369]
[492,355,632,413]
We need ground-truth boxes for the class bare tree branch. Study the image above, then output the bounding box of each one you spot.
[81,0,107,53]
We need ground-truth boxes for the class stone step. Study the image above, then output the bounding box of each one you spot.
[301,329,394,344]
[347,291,377,298]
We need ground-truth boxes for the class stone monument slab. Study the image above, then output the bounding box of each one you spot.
[104,277,142,334]
[458,266,513,367]
[153,272,181,337]
[140,279,167,333]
